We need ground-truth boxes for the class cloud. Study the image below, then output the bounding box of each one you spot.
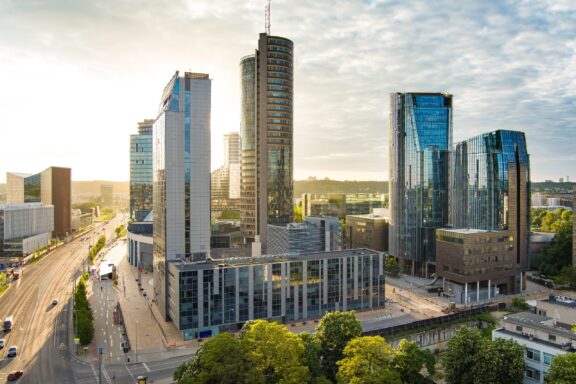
[0,0,574,182]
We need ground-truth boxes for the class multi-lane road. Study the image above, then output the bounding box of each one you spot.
[0,216,123,383]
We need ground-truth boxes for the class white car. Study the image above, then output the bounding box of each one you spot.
[52,298,59,305]
[0,339,4,348]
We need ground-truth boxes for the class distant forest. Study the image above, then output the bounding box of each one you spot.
[294,180,388,195]
[0,180,571,200]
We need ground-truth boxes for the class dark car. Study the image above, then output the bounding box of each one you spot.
[7,370,23,380]
[7,346,17,358]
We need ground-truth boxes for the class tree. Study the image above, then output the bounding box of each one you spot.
[473,338,524,384]
[336,336,401,384]
[392,339,435,384]
[77,308,94,345]
[174,333,248,384]
[241,320,308,384]
[511,297,530,312]
[219,209,241,220]
[443,327,485,384]
[546,352,576,384]
[539,225,573,276]
[316,311,362,381]
[299,333,327,383]
[385,256,400,277]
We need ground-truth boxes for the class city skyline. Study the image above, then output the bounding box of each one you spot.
[1,0,575,183]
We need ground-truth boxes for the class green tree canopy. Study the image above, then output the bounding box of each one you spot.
[473,338,524,384]
[336,336,401,384]
[173,333,248,384]
[241,320,308,384]
[443,327,486,384]
[546,352,576,384]
[539,224,573,276]
[392,339,435,384]
[316,311,363,381]
[299,333,327,383]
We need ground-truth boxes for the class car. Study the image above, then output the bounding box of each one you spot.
[52,298,59,305]
[0,339,4,348]
[7,370,23,381]
[7,346,17,357]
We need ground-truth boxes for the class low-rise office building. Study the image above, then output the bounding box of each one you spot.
[302,193,386,220]
[493,294,576,383]
[267,216,341,256]
[0,203,54,262]
[167,248,386,340]
[346,210,389,252]
[127,211,153,271]
[436,228,518,303]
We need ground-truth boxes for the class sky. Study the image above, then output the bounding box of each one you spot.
[0,0,574,183]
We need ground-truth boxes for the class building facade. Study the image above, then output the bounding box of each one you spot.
[211,132,242,218]
[100,184,113,207]
[127,212,153,272]
[6,167,71,238]
[167,249,386,339]
[130,119,154,221]
[346,211,389,252]
[436,228,516,303]
[0,203,54,262]
[240,33,294,250]
[493,295,576,383]
[388,93,452,276]
[153,71,212,321]
[267,216,342,256]
[452,130,530,292]
[302,193,387,220]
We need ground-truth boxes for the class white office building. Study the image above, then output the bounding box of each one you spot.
[0,203,54,261]
[153,71,211,322]
[493,295,576,383]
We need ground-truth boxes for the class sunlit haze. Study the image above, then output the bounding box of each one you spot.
[0,0,574,182]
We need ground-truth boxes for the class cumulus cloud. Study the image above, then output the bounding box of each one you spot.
[0,0,573,181]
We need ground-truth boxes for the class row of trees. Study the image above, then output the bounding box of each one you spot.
[174,311,435,384]
[444,326,576,384]
[531,208,573,233]
[74,273,94,346]
[88,235,106,264]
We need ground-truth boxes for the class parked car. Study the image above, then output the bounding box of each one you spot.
[7,370,23,381]
[52,298,59,305]
[7,346,17,357]
[0,339,4,348]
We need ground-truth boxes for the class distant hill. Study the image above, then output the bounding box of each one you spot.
[531,181,575,193]
[294,180,388,196]
[72,181,129,195]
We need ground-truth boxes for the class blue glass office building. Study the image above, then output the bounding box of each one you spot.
[153,71,211,321]
[130,120,153,222]
[389,93,452,276]
[452,130,530,292]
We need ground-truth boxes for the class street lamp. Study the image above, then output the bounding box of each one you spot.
[135,320,139,363]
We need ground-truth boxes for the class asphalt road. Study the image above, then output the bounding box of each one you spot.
[0,216,123,383]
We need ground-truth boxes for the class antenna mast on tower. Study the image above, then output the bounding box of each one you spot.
[265,0,271,35]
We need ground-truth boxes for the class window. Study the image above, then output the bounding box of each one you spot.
[543,353,553,366]
[525,367,540,381]
[548,334,556,342]
[526,347,541,362]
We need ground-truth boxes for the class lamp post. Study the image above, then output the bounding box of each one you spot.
[135,320,139,363]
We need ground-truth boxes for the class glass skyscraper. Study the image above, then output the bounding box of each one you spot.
[240,33,294,251]
[452,130,530,292]
[153,71,211,321]
[130,119,153,221]
[388,93,452,276]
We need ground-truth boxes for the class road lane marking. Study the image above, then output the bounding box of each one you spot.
[142,362,151,372]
